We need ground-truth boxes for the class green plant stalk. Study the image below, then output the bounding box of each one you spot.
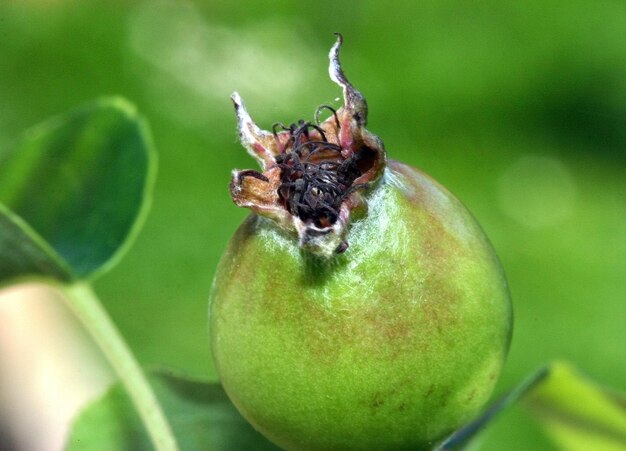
[63,282,179,451]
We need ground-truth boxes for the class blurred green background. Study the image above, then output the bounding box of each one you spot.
[0,0,625,449]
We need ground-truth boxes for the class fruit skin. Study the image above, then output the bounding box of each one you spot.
[209,160,512,451]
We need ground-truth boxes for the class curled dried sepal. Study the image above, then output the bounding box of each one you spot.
[231,93,279,168]
[229,34,386,257]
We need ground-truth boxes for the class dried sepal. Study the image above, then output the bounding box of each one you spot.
[231,93,279,168]
[229,35,386,257]
[230,167,289,223]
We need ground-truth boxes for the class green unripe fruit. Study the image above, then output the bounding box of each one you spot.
[210,35,512,451]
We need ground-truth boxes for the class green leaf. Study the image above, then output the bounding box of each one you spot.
[66,372,280,451]
[524,361,626,450]
[0,202,72,282]
[0,98,155,282]
[438,362,626,450]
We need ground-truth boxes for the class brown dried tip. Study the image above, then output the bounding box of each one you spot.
[229,34,386,257]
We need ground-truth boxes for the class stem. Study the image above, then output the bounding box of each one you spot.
[63,282,178,451]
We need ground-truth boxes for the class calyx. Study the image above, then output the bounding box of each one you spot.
[230,34,386,257]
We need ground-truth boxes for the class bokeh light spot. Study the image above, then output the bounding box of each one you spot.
[128,1,312,120]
